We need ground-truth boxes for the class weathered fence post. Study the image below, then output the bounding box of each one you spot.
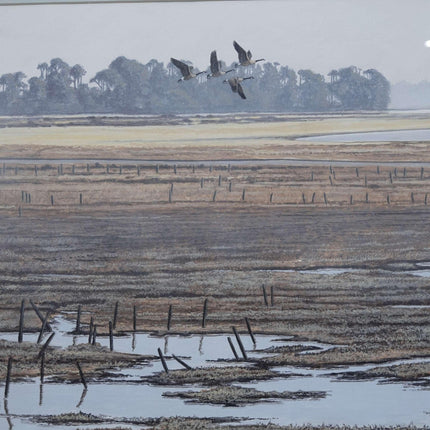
[421,167,424,180]
[75,305,81,334]
[133,305,137,332]
[113,301,119,330]
[30,300,52,331]
[172,354,192,370]
[109,321,114,351]
[324,192,328,205]
[242,188,246,201]
[202,298,208,328]
[329,175,333,186]
[167,304,172,331]
[88,317,94,344]
[227,336,240,361]
[157,347,169,373]
[201,178,204,188]
[311,192,316,204]
[37,311,51,344]
[245,317,256,345]
[92,325,97,345]
[229,181,232,192]
[18,299,25,343]
[212,190,217,202]
[50,195,54,206]
[232,326,247,360]
[262,285,268,306]
[80,193,83,205]
[269,193,273,203]
[40,352,45,383]
[270,285,274,306]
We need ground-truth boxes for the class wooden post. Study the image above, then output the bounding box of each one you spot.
[425,193,428,206]
[50,195,54,206]
[202,298,208,328]
[218,175,222,186]
[75,305,81,334]
[30,300,52,331]
[229,181,232,192]
[156,164,159,174]
[133,305,137,332]
[109,321,113,351]
[421,167,424,180]
[88,317,94,344]
[311,192,315,203]
[87,163,90,173]
[411,192,415,203]
[262,285,268,306]
[167,304,172,331]
[329,165,333,174]
[113,301,119,329]
[269,193,273,203]
[201,178,204,188]
[270,285,274,306]
[37,311,51,344]
[332,170,336,179]
[137,166,140,176]
[157,347,169,373]
[172,354,192,370]
[232,326,247,360]
[311,171,314,181]
[245,317,256,345]
[377,165,380,175]
[394,168,397,177]
[387,194,391,205]
[228,163,231,172]
[329,175,333,186]
[324,192,328,205]
[389,171,393,184]
[5,357,12,398]
[403,167,406,177]
[356,167,359,177]
[192,165,195,174]
[302,193,306,204]
[18,206,22,217]
[242,188,246,201]
[169,189,172,203]
[212,190,217,202]
[107,165,110,174]
[92,325,97,345]
[37,332,55,359]
[80,193,83,205]
[350,195,353,205]
[76,361,88,389]
[35,165,38,176]
[18,299,25,343]
[364,176,367,187]
[174,164,177,174]
[366,192,369,204]
[21,191,25,202]
[227,336,239,361]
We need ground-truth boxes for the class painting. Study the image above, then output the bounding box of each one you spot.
[1,0,430,428]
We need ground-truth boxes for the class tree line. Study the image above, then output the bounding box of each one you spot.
[0,56,390,115]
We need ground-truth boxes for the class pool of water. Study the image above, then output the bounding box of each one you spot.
[1,315,430,429]
[300,128,430,143]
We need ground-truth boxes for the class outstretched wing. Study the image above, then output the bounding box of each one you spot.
[170,58,191,77]
[210,51,220,74]
[233,41,248,64]
[247,50,252,60]
[237,82,246,99]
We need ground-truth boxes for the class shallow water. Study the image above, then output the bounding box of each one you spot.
[300,128,430,143]
[1,315,430,429]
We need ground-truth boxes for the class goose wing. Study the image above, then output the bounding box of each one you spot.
[233,41,248,64]
[247,50,252,60]
[227,77,239,93]
[237,82,247,99]
[210,51,220,74]
[171,58,191,77]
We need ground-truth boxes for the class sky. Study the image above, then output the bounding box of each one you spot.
[0,0,429,85]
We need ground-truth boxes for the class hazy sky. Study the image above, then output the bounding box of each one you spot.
[0,0,429,84]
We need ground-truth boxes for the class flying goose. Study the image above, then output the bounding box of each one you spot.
[233,41,265,67]
[223,76,254,99]
[207,50,235,79]
[170,58,206,82]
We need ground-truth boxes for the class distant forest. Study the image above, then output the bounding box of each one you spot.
[0,56,390,115]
